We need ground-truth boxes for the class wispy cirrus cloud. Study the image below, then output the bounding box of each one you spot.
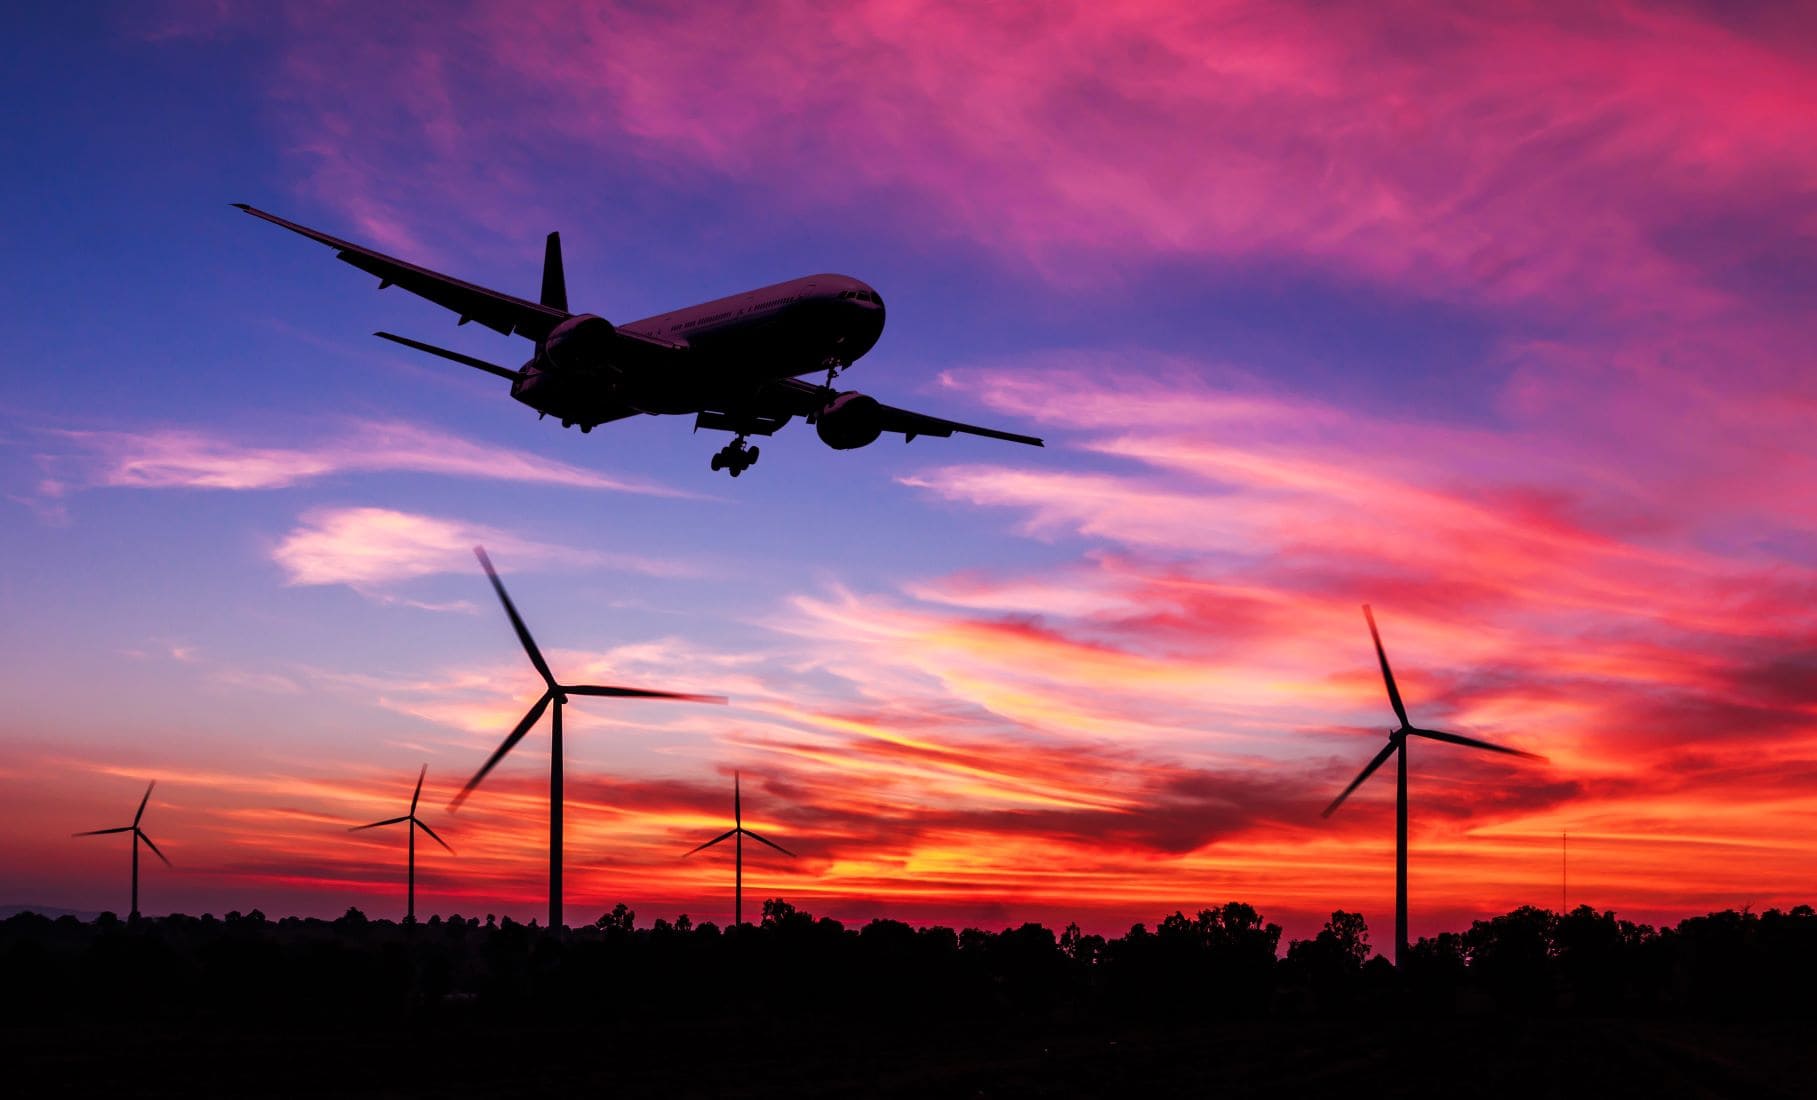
[39,418,687,498]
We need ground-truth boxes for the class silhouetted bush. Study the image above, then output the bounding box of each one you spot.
[5,900,1815,1032]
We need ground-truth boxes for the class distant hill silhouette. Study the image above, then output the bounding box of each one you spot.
[0,904,97,920]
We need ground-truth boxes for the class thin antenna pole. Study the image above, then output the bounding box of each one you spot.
[1561,831,1567,914]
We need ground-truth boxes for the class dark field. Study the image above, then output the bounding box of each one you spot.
[12,1016,1817,1097]
[8,901,1817,1097]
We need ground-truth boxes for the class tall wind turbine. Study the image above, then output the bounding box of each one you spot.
[349,765,453,922]
[1322,605,1547,969]
[74,781,168,919]
[451,546,726,930]
[684,773,794,927]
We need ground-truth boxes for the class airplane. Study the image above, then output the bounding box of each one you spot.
[234,205,1044,477]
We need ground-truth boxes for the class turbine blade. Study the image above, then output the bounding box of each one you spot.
[349,816,410,831]
[475,546,556,689]
[450,691,552,810]
[1322,737,1399,818]
[137,830,171,866]
[742,828,795,858]
[1363,605,1411,728]
[685,829,738,856]
[135,781,155,827]
[562,684,728,704]
[1409,727,1546,761]
[74,826,134,836]
[411,764,426,815]
[413,818,455,854]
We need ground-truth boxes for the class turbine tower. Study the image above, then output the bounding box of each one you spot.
[1322,605,1547,969]
[451,546,726,930]
[74,781,168,919]
[349,765,453,922]
[684,773,794,927]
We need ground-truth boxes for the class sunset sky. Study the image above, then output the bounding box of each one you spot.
[3,2,1814,944]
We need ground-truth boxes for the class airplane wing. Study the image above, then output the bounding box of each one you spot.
[234,204,571,341]
[875,403,1046,446]
[758,378,1044,447]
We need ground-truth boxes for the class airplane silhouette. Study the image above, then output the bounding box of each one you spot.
[235,204,1043,477]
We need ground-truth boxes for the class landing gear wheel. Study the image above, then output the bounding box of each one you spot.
[711,436,760,477]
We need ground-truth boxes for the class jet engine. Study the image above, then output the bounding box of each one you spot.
[815,391,884,450]
[541,313,615,371]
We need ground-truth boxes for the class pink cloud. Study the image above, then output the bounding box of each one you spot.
[270,505,692,593]
[236,2,1817,319]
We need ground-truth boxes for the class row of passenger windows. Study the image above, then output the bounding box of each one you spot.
[839,289,882,305]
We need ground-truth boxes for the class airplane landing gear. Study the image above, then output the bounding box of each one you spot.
[710,437,760,478]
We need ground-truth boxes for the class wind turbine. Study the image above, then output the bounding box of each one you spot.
[1322,605,1547,969]
[74,781,168,919]
[349,765,453,922]
[450,546,726,930]
[684,772,794,927]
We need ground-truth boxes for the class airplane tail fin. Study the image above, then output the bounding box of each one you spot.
[540,232,568,312]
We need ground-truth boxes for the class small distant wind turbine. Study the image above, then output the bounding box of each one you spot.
[1323,605,1547,969]
[349,765,453,922]
[451,546,726,930]
[74,781,168,919]
[684,773,794,927]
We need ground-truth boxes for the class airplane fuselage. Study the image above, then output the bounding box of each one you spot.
[234,201,1039,476]
[509,274,886,426]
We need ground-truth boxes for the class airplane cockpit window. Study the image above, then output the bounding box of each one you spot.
[870,292,883,307]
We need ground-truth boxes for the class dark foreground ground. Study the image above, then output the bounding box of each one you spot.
[9,1016,1816,1098]
[11,902,1817,1095]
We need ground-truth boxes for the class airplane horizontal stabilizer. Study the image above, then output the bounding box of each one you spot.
[374,332,521,381]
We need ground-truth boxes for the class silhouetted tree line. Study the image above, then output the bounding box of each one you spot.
[5,900,1815,1029]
